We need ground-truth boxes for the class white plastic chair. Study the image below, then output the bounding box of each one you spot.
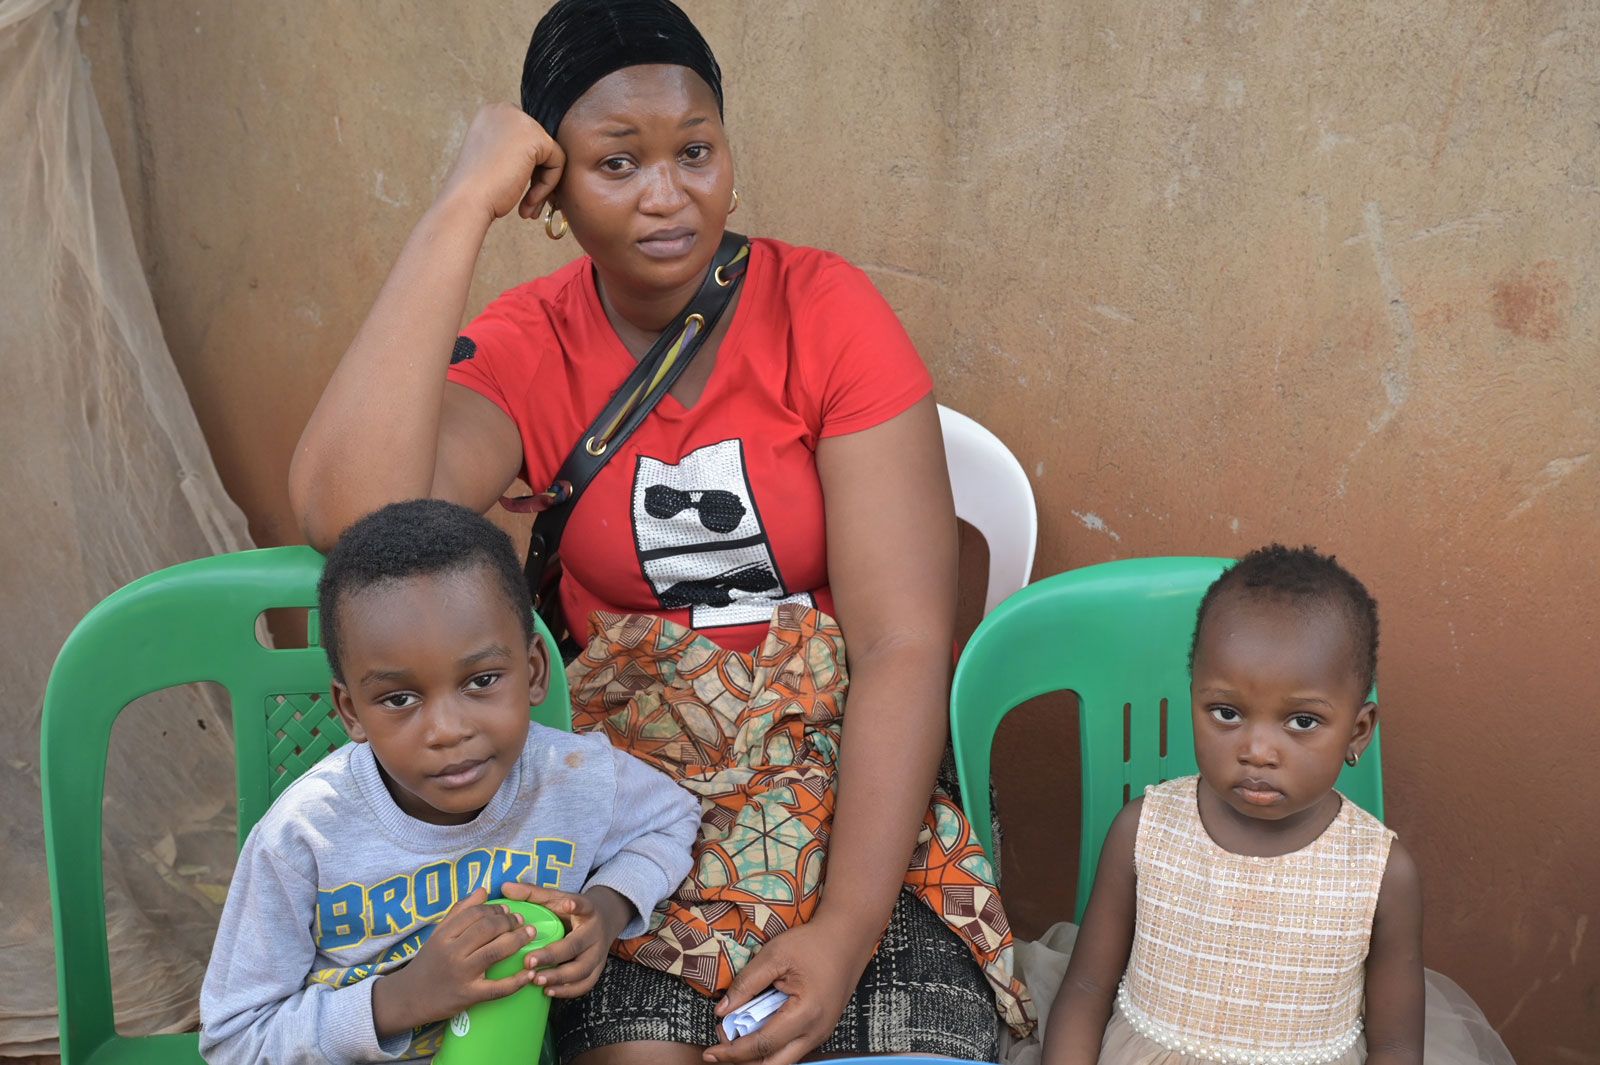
[939,404,1038,615]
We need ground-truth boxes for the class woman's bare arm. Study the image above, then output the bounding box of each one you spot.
[288,104,562,548]
[810,394,958,950]
[705,395,958,1065]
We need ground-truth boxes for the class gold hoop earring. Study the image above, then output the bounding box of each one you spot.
[543,205,568,240]
[1344,751,1360,768]
[728,188,740,215]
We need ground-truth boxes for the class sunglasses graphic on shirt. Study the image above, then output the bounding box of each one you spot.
[643,485,748,534]
[659,563,781,609]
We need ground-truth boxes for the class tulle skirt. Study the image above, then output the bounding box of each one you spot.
[1002,923,1516,1065]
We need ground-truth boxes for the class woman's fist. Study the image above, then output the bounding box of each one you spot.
[438,103,566,222]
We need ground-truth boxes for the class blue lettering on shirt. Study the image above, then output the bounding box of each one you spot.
[313,842,574,953]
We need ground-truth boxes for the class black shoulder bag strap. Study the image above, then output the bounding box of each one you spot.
[513,230,751,623]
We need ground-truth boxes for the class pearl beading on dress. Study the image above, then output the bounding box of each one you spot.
[1116,983,1363,1065]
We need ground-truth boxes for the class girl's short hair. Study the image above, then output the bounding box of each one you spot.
[1190,543,1380,696]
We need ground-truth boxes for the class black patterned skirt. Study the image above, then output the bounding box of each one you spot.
[552,888,1002,1061]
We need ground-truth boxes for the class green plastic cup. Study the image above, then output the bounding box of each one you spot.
[435,899,566,1065]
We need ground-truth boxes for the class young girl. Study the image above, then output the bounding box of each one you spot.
[1041,544,1514,1065]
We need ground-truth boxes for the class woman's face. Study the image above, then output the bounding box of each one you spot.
[553,64,734,296]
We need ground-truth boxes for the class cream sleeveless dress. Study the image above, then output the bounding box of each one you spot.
[1079,776,1516,1065]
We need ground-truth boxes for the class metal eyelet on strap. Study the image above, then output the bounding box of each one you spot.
[585,435,607,457]
[714,264,734,287]
[684,313,705,333]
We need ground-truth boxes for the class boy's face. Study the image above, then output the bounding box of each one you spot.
[330,565,549,826]
[1190,592,1376,826]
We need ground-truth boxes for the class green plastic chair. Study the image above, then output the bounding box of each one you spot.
[40,546,570,1065]
[950,556,1384,922]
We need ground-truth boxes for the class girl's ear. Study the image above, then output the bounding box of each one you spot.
[1348,701,1379,762]
[331,680,368,744]
[525,636,552,708]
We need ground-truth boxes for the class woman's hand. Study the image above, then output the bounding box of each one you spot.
[500,882,634,998]
[438,103,566,223]
[369,888,540,1036]
[704,916,872,1065]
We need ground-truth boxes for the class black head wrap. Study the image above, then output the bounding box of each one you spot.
[521,0,724,138]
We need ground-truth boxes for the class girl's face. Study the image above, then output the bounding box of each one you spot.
[1190,593,1376,826]
[552,64,734,298]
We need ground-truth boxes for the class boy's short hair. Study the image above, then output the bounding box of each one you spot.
[317,499,533,682]
[1190,543,1380,696]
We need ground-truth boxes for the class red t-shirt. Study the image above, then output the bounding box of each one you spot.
[447,238,932,652]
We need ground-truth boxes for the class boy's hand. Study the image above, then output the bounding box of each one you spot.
[370,887,539,1037]
[500,882,634,998]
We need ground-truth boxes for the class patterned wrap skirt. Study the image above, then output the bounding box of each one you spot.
[551,605,1033,1058]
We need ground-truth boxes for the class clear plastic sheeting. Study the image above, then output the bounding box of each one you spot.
[0,0,252,1053]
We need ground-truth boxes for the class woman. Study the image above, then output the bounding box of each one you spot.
[290,2,1028,1061]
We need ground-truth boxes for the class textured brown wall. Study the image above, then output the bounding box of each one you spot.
[81,1,1598,1059]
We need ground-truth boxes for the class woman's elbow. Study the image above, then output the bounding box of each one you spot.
[847,622,951,666]
[286,450,346,552]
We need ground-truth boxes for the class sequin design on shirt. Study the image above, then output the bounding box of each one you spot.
[631,439,813,629]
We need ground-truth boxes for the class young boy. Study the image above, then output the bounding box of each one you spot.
[199,499,701,1064]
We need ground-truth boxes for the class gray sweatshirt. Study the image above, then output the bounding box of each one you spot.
[199,725,700,1064]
